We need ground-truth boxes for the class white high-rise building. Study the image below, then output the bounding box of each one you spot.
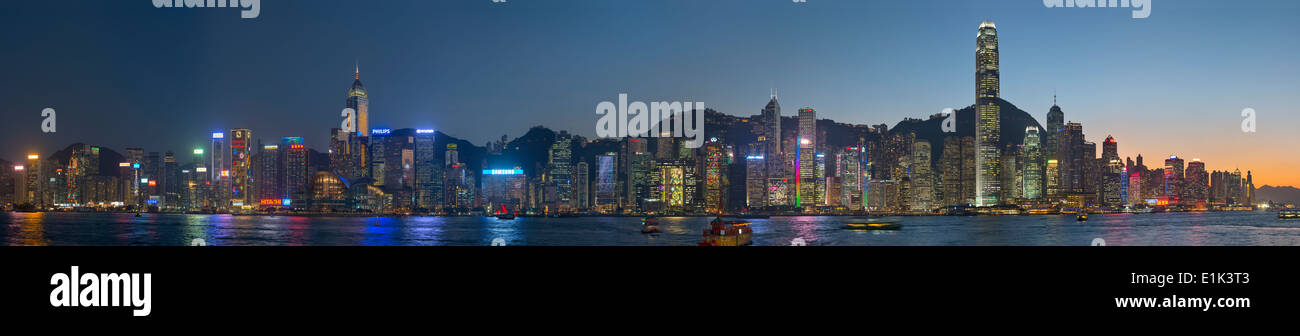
[975,21,1002,206]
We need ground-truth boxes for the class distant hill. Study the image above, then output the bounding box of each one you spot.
[889,97,1045,162]
[1255,185,1300,205]
[49,143,126,177]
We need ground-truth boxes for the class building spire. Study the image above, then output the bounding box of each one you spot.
[355,58,360,80]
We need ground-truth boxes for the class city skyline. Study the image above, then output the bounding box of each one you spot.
[1,0,1298,187]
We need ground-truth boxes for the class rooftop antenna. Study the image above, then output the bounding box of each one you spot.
[355,58,360,80]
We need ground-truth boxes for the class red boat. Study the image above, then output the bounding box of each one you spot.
[699,218,753,246]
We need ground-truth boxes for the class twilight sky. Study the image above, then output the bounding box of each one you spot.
[2,0,1298,186]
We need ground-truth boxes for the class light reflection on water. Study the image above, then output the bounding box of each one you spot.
[3,212,1300,246]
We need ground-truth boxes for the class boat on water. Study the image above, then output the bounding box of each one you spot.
[1122,206,1155,214]
[1280,209,1300,220]
[699,218,753,246]
[841,216,902,230]
[641,217,661,234]
[1077,213,1089,221]
[496,214,516,220]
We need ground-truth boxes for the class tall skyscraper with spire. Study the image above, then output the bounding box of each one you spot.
[975,21,1001,206]
[762,91,782,180]
[347,61,370,137]
[1045,95,1064,161]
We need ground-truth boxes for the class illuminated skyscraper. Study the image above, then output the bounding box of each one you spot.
[1101,135,1119,163]
[482,168,525,214]
[282,137,308,202]
[573,161,590,210]
[745,153,766,209]
[230,128,252,207]
[370,128,416,209]
[1244,171,1254,206]
[798,107,816,149]
[838,147,864,210]
[10,163,25,205]
[814,153,827,206]
[258,144,282,204]
[625,139,651,210]
[549,135,573,210]
[1046,159,1060,201]
[975,21,1001,206]
[162,151,178,208]
[1186,159,1207,206]
[124,148,143,203]
[940,136,975,206]
[762,93,782,180]
[1045,98,1064,161]
[1128,171,1142,206]
[1101,136,1122,206]
[1057,122,1085,196]
[1226,169,1243,205]
[330,127,369,181]
[628,151,652,210]
[595,153,618,212]
[347,62,370,136]
[1020,127,1044,200]
[189,148,207,209]
[1164,155,1185,203]
[797,108,816,207]
[414,129,442,211]
[703,141,729,214]
[210,131,229,208]
[910,140,935,211]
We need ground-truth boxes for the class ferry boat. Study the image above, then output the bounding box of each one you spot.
[841,216,902,231]
[1280,209,1300,220]
[1122,206,1155,214]
[641,217,661,234]
[699,218,753,246]
[1077,213,1089,221]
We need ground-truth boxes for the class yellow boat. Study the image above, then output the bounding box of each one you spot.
[841,217,902,230]
[1280,210,1300,220]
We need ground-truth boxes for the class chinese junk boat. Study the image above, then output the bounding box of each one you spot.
[641,217,662,234]
[495,205,516,220]
[699,218,753,246]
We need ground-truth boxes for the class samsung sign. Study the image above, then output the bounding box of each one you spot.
[484,169,524,176]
